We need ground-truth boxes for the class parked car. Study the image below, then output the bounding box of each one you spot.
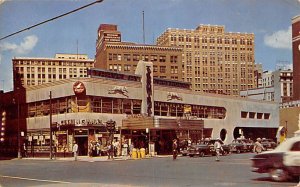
[230,138,254,153]
[187,139,230,157]
[229,139,248,153]
[251,136,300,182]
[261,138,277,150]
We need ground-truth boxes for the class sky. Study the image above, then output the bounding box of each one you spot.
[0,0,299,91]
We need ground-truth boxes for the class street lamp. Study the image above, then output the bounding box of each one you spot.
[49,91,53,159]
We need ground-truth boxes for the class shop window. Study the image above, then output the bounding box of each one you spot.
[112,99,123,114]
[132,100,142,114]
[123,100,132,114]
[102,98,112,113]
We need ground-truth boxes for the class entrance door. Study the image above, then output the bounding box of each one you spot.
[75,137,88,156]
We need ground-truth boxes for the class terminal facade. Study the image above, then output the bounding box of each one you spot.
[10,61,279,157]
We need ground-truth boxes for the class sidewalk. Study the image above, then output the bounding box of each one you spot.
[21,154,170,162]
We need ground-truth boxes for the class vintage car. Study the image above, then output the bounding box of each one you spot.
[187,139,230,157]
[261,138,277,150]
[229,138,254,153]
[251,136,300,182]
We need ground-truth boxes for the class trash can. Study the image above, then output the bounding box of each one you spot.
[140,148,145,158]
[132,148,137,159]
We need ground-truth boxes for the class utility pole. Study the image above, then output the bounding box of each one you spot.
[50,91,53,159]
[142,11,145,44]
[17,93,21,159]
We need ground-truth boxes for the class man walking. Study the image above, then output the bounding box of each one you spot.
[73,142,78,161]
[172,139,178,160]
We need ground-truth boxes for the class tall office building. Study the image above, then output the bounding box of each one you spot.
[292,16,300,101]
[95,24,183,81]
[13,53,94,88]
[156,25,256,96]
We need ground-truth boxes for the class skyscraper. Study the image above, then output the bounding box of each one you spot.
[95,24,183,81]
[156,25,256,96]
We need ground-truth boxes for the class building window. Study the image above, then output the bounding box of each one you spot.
[170,56,178,63]
[160,66,166,73]
[124,54,131,61]
[124,65,131,72]
[150,55,158,62]
[241,111,248,118]
[249,112,255,119]
[133,54,140,61]
[159,55,166,62]
[264,113,270,119]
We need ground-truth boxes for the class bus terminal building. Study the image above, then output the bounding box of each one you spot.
[3,61,279,157]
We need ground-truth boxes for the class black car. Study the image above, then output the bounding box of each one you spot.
[251,136,300,182]
[229,139,248,153]
[229,139,254,153]
[187,139,230,157]
[261,138,277,150]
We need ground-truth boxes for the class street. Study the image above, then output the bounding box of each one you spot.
[0,153,298,187]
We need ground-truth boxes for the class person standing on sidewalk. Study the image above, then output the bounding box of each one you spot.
[122,140,129,160]
[214,138,222,161]
[172,139,178,160]
[73,142,78,161]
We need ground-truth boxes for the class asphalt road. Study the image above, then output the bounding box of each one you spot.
[0,153,299,187]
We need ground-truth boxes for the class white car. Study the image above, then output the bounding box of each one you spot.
[251,136,300,182]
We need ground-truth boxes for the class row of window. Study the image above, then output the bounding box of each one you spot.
[154,102,226,119]
[27,97,142,117]
[108,53,178,63]
[27,96,226,119]
[13,60,93,67]
[241,111,270,119]
[170,35,253,45]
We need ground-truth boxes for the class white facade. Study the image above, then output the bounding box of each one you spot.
[25,62,279,145]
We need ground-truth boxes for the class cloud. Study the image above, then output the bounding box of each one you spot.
[0,35,38,55]
[264,26,292,50]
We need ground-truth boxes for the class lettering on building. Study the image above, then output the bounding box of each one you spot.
[56,119,104,127]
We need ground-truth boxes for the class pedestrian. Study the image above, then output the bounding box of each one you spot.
[73,142,78,161]
[122,140,128,159]
[172,139,178,160]
[96,141,101,156]
[89,141,93,157]
[129,142,134,157]
[214,138,222,161]
[253,138,264,154]
[23,143,27,158]
[107,143,113,160]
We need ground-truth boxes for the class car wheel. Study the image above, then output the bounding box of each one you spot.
[189,154,194,157]
[236,149,240,154]
[269,168,289,182]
